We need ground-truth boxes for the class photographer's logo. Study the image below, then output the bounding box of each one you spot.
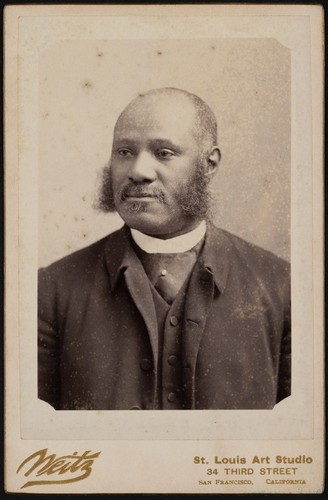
[17,448,101,488]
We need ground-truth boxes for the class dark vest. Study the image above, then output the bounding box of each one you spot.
[150,281,189,409]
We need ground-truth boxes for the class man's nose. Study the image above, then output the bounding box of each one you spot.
[128,151,157,183]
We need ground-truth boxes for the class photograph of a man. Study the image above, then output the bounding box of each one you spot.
[38,87,291,410]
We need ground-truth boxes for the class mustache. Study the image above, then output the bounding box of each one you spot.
[94,161,212,219]
[119,183,166,203]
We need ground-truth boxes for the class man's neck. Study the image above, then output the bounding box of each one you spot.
[130,220,207,254]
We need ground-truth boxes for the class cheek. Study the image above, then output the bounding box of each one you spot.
[110,166,128,188]
[164,164,198,190]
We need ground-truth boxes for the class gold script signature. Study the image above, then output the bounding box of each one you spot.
[16,448,101,489]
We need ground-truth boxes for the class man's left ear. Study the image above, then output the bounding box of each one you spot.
[205,147,221,176]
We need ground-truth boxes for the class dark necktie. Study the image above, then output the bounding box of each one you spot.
[133,239,204,304]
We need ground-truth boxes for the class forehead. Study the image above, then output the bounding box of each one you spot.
[113,94,199,143]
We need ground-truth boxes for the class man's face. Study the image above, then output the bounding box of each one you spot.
[110,95,209,238]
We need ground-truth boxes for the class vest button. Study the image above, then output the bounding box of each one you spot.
[167,392,177,403]
[160,269,167,276]
[169,316,179,326]
[168,355,178,366]
[140,358,152,371]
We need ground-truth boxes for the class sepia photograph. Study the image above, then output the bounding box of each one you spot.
[38,83,291,412]
[5,4,324,494]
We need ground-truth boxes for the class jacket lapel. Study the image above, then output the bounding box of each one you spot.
[182,224,233,408]
[123,265,159,373]
[182,262,215,409]
[104,226,159,406]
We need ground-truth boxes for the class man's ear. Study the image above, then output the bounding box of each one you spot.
[205,147,221,177]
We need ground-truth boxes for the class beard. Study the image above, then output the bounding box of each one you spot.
[94,161,212,219]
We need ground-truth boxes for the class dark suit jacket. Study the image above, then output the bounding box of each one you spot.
[38,224,291,410]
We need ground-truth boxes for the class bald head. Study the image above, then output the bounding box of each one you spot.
[114,87,218,155]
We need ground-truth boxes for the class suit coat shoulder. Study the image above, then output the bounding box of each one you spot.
[38,227,125,287]
[220,227,290,272]
[213,226,290,302]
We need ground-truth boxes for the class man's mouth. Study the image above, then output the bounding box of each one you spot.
[119,184,166,204]
[124,193,158,200]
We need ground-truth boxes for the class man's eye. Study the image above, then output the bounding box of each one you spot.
[156,149,174,159]
[118,149,133,157]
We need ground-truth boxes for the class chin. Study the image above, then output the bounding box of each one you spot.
[117,201,193,238]
[128,217,168,235]
[119,212,171,237]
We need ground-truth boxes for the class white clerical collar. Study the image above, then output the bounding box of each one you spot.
[130,220,206,254]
